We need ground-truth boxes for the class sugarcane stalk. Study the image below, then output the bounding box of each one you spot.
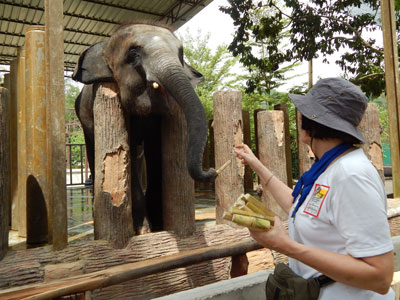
[231,214,270,231]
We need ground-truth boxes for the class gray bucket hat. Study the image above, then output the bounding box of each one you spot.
[289,77,368,143]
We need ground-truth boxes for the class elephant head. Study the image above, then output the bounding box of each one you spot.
[72,22,216,182]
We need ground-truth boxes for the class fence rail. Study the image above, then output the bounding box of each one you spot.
[66,143,90,186]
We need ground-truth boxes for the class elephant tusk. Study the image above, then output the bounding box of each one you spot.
[153,82,159,89]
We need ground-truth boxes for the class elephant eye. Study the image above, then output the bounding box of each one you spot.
[127,45,141,65]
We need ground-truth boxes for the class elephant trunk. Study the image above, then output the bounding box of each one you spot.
[155,59,216,182]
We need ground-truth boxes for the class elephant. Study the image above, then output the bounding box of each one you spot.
[73,21,216,234]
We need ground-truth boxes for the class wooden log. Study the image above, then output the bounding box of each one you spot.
[0,225,255,299]
[0,87,11,261]
[274,104,293,187]
[0,239,261,300]
[242,110,254,191]
[93,83,134,249]
[45,0,67,250]
[358,103,385,180]
[162,98,195,236]
[257,110,289,220]
[253,108,265,159]
[381,0,400,198]
[296,110,314,175]
[9,60,18,233]
[25,26,50,245]
[15,46,27,237]
[213,91,244,222]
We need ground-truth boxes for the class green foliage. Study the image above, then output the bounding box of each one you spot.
[179,29,244,120]
[370,94,389,143]
[220,0,395,97]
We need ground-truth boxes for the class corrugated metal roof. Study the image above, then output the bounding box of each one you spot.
[0,0,213,72]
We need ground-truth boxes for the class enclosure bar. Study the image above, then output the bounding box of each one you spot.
[0,87,10,261]
[0,240,262,300]
[381,0,400,198]
[16,46,27,237]
[45,0,67,250]
[213,91,244,222]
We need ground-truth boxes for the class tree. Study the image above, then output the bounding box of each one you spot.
[179,29,244,120]
[221,0,394,97]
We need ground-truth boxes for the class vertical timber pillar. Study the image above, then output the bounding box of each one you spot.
[257,110,288,220]
[16,47,27,237]
[25,26,49,245]
[274,103,293,187]
[242,110,253,192]
[0,87,10,260]
[9,60,18,232]
[213,91,244,223]
[358,103,385,181]
[162,97,195,236]
[381,0,400,199]
[93,83,134,249]
[45,0,67,250]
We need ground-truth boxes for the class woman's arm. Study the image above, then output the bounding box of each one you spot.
[234,144,293,214]
[250,217,394,295]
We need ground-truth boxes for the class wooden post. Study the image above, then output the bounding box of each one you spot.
[25,26,50,245]
[213,91,244,223]
[358,103,385,180]
[381,0,400,198]
[257,110,289,220]
[15,47,27,237]
[242,110,254,191]
[9,60,18,233]
[296,110,314,175]
[93,83,134,249]
[0,87,10,261]
[308,60,313,89]
[45,0,67,250]
[209,119,215,169]
[253,108,265,158]
[274,103,293,187]
[162,96,195,236]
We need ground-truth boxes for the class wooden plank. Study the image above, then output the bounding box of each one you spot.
[0,87,10,261]
[381,0,400,198]
[242,110,254,191]
[45,0,67,250]
[257,110,289,220]
[93,83,134,248]
[213,91,244,222]
[162,97,195,236]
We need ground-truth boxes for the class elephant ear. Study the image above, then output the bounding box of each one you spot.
[184,62,204,88]
[72,41,114,84]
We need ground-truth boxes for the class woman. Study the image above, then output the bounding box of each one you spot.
[234,78,394,299]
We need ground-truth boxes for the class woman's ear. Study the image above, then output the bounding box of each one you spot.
[183,62,204,88]
[72,41,114,84]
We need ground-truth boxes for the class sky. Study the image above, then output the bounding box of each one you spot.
[176,0,345,91]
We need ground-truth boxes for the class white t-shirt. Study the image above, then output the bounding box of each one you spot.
[288,148,394,299]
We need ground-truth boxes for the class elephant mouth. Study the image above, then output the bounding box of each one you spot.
[141,81,172,115]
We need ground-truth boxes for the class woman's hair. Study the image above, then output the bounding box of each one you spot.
[301,115,361,144]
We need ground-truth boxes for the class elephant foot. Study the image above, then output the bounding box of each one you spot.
[135,218,152,235]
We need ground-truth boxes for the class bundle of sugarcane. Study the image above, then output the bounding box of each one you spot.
[223,193,276,231]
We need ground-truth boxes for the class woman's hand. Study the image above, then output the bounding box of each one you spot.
[249,216,293,254]
[234,144,259,169]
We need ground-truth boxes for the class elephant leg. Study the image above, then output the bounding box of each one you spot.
[143,115,163,231]
[130,117,151,234]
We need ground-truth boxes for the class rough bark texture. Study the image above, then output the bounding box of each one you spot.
[162,98,195,236]
[93,83,134,249]
[45,0,67,250]
[274,104,293,188]
[0,225,253,299]
[257,110,289,220]
[358,103,385,181]
[296,110,314,175]
[381,0,400,198]
[242,110,254,192]
[0,88,10,261]
[213,91,244,222]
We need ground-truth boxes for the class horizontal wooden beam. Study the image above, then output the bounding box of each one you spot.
[0,239,262,300]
